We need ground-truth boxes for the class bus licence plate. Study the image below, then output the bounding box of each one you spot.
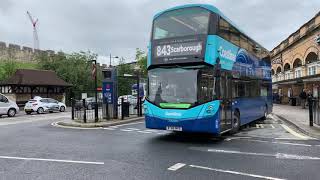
[166,126,182,131]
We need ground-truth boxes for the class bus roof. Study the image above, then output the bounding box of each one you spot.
[153,4,268,52]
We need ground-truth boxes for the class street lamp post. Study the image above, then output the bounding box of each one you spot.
[134,65,142,117]
[109,54,119,67]
[92,60,99,122]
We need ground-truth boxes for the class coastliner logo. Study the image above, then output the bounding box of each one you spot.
[218,46,236,62]
[165,112,182,117]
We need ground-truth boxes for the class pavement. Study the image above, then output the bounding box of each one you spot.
[272,103,320,139]
[0,112,319,179]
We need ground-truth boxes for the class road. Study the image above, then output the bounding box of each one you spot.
[0,114,319,180]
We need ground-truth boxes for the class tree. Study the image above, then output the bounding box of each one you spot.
[36,51,101,101]
[0,60,18,80]
[117,58,136,96]
[136,48,147,77]
[0,58,38,81]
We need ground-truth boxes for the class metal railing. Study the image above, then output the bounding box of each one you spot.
[71,98,103,123]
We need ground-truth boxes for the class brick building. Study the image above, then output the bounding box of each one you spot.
[271,11,320,104]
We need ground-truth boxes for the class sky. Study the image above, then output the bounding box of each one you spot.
[0,0,319,65]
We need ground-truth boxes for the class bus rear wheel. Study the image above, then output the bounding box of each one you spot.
[230,111,240,134]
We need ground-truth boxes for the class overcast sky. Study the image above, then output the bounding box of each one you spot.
[0,0,319,65]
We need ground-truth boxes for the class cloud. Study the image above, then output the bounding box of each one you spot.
[0,0,13,14]
[0,0,319,64]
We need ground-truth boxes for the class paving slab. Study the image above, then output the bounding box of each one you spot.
[272,104,320,139]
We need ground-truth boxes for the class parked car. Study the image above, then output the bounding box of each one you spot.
[0,93,19,117]
[24,97,66,114]
[74,97,101,110]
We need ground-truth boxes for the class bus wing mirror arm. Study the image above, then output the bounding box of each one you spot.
[215,57,221,77]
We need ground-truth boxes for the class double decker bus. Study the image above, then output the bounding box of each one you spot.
[144,4,272,135]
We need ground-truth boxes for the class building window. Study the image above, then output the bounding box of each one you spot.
[295,69,302,78]
[308,66,316,76]
[285,72,292,80]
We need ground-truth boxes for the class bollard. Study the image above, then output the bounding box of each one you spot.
[121,97,124,120]
[94,102,99,123]
[83,99,87,123]
[71,98,74,120]
[139,97,143,116]
[309,98,313,127]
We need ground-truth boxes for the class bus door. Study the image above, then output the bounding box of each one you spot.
[219,72,233,133]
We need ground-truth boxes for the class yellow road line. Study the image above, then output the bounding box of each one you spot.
[280,124,314,140]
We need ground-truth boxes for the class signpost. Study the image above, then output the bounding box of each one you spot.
[103,82,113,104]
[103,82,113,120]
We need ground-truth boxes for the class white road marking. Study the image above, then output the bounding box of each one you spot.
[137,130,152,134]
[111,121,144,128]
[167,163,186,171]
[124,128,140,131]
[189,165,286,180]
[0,115,69,126]
[239,139,312,147]
[207,149,320,160]
[224,136,252,141]
[142,129,159,133]
[120,129,135,132]
[208,149,272,157]
[0,155,104,165]
[103,127,116,130]
[270,124,275,129]
[280,124,314,140]
[276,153,320,160]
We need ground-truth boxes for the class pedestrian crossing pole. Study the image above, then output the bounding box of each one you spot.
[309,98,313,127]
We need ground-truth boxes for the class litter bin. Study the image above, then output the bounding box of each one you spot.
[290,97,296,106]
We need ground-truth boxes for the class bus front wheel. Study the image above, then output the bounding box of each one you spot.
[230,111,240,134]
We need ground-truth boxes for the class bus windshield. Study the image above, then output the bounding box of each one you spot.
[153,7,210,40]
[148,67,216,108]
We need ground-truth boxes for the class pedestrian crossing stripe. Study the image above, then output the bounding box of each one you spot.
[103,127,169,135]
[256,124,264,128]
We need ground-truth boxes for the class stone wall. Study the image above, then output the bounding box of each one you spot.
[0,41,56,62]
[0,41,108,69]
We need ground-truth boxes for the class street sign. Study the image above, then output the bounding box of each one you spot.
[92,63,97,80]
[81,93,87,99]
[103,82,113,104]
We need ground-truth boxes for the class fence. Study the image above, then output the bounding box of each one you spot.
[70,97,143,123]
[309,98,320,126]
[71,99,103,123]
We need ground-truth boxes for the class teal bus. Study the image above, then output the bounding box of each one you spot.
[144,4,272,135]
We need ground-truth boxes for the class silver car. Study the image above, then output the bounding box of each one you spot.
[0,94,19,117]
[24,97,66,114]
